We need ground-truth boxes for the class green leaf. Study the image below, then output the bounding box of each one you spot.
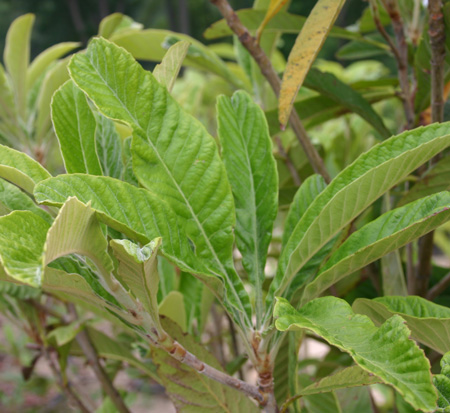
[217,90,278,324]
[153,40,190,92]
[47,322,84,347]
[94,112,123,179]
[282,174,326,248]
[0,178,51,222]
[270,123,450,307]
[34,174,224,299]
[52,80,103,175]
[151,317,259,413]
[353,296,450,355]
[301,192,450,305]
[158,291,186,331]
[256,0,289,42]
[300,365,380,395]
[98,13,141,39]
[4,14,34,116]
[304,68,390,138]
[434,352,450,410]
[0,144,51,193]
[110,238,162,330]
[0,211,49,286]
[279,0,346,126]
[274,297,437,412]
[70,326,159,381]
[381,250,407,296]
[27,42,80,90]
[204,9,366,42]
[400,156,450,206]
[111,29,242,88]
[68,38,251,327]
[298,374,342,413]
[35,57,71,141]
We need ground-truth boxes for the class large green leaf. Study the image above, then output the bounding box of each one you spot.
[274,297,437,412]
[34,174,224,299]
[400,156,450,206]
[217,90,278,324]
[110,238,162,331]
[68,38,251,327]
[353,296,450,355]
[301,192,450,305]
[304,68,390,138]
[0,144,51,193]
[27,42,80,91]
[151,317,259,413]
[279,0,346,126]
[269,123,450,307]
[4,14,34,117]
[0,178,51,222]
[52,80,103,175]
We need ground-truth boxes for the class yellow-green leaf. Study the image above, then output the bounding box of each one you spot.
[279,0,346,127]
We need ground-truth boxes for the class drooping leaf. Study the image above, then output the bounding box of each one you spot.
[4,14,34,116]
[151,317,259,413]
[34,174,224,300]
[94,112,123,179]
[0,178,51,222]
[27,42,80,90]
[217,90,278,324]
[278,0,346,126]
[52,80,103,175]
[110,238,162,330]
[353,296,450,355]
[153,40,190,92]
[0,144,51,193]
[301,192,450,305]
[274,297,437,412]
[400,156,450,206]
[304,68,391,138]
[268,123,450,308]
[68,38,251,327]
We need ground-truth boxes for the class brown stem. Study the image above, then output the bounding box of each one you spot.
[68,304,131,413]
[381,0,415,129]
[156,335,266,405]
[275,136,301,186]
[210,0,330,183]
[416,0,446,295]
[426,270,450,300]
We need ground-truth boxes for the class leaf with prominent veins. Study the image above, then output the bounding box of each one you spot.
[68,37,251,327]
[217,90,278,325]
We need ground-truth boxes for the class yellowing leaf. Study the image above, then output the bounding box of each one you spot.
[256,0,289,43]
[279,0,346,126]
